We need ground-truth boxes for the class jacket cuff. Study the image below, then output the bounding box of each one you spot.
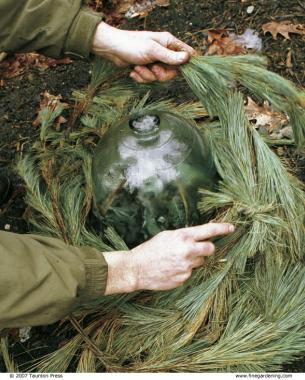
[64,9,103,59]
[78,248,108,300]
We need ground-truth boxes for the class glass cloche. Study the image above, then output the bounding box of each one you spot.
[91,112,218,246]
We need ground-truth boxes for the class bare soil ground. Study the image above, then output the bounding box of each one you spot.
[0,0,304,372]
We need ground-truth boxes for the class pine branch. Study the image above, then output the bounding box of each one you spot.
[181,55,305,150]
[18,54,305,373]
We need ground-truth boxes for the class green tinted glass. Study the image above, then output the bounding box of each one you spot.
[92,112,218,246]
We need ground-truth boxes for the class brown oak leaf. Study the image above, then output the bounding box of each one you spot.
[108,0,169,20]
[207,29,245,56]
[245,97,289,133]
[125,0,170,18]
[262,21,305,40]
[0,53,72,79]
[32,91,69,128]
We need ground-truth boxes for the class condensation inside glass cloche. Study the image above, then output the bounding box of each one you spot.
[91,112,218,247]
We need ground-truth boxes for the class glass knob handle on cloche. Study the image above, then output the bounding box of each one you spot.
[129,114,160,133]
[128,114,161,146]
[91,112,219,247]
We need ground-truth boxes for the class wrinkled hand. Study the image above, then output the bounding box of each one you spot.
[92,22,195,83]
[103,223,234,295]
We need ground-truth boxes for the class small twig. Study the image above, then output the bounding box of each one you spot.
[41,160,69,244]
[69,316,117,370]
[0,186,25,216]
[66,86,95,132]
[263,138,295,146]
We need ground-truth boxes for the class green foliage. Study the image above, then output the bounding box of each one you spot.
[0,337,19,373]
[181,55,305,150]
[17,57,305,372]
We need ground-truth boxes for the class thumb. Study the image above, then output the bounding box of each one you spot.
[152,44,189,65]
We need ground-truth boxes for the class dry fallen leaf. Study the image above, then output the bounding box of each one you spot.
[111,0,169,19]
[54,115,68,131]
[0,53,72,79]
[32,91,69,128]
[90,0,104,11]
[155,0,170,6]
[127,0,170,18]
[207,29,245,55]
[115,0,136,14]
[262,21,305,40]
[244,97,289,133]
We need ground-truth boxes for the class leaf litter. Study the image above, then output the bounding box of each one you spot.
[0,53,72,79]
[204,28,288,140]
[206,28,262,56]
[107,0,170,20]
[262,21,305,40]
[244,97,291,140]
[32,91,69,130]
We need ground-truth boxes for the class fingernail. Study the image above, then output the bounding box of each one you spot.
[176,51,188,62]
[229,225,235,233]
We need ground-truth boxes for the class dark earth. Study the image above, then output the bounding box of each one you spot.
[0,0,305,373]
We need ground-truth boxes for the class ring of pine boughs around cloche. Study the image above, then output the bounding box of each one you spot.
[18,56,305,372]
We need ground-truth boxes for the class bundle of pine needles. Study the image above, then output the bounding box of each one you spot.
[11,56,305,372]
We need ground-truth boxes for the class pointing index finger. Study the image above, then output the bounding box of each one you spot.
[187,223,235,242]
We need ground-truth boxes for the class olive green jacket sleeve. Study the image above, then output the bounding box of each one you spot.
[0,231,108,329]
[0,0,103,58]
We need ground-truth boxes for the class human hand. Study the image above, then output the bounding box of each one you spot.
[103,223,234,295]
[92,22,195,83]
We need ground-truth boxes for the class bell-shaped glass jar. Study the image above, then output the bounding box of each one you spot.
[92,112,218,246]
